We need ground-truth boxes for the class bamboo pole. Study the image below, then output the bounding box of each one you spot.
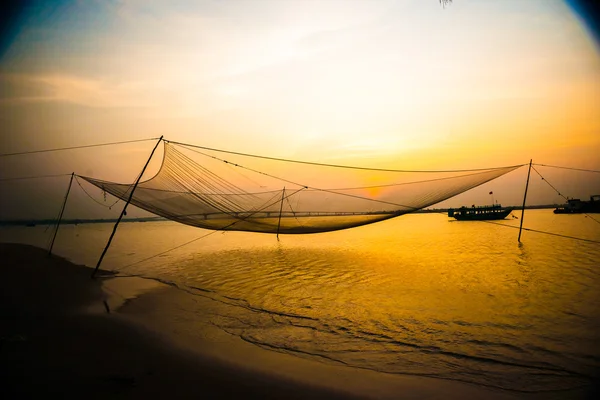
[276,187,285,240]
[91,136,163,278]
[518,160,532,242]
[48,172,74,256]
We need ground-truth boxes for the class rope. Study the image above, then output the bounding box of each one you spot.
[74,175,121,209]
[0,173,72,182]
[531,167,568,201]
[0,138,160,157]
[175,143,446,211]
[284,190,303,226]
[533,163,600,174]
[119,186,306,270]
[446,213,600,244]
[120,230,221,270]
[520,226,600,244]
[531,166,600,225]
[169,140,527,173]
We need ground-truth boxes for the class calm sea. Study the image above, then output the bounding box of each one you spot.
[2,209,600,394]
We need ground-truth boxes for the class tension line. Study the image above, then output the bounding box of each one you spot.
[74,175,121,209]
[0,138,160,158]
[531,166,600,225]
[0,173,73,182]
[171,140,527,173]
[533,163,600,174]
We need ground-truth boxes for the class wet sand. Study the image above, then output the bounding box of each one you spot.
[0,243,586,399]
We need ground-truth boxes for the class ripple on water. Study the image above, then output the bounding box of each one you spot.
[4,211,599,392]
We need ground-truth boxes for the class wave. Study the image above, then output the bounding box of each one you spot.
[114,263,598,393]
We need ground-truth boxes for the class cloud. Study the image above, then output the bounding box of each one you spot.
[0,74,55,103]
[0,73,163,108]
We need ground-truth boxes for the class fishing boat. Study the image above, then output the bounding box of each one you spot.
[447,204,512,221]
[554,195,600,214]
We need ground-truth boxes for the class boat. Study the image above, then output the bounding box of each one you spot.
[448,204,512,221]
[554,195,600,214]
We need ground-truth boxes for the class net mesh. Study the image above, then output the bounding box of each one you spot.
[81,142,522,234]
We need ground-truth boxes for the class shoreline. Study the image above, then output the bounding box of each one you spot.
[114,281,521,400]
[1,243,359,399]
[0,243,589,399]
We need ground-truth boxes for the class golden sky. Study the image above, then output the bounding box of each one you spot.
[0,0,599,216]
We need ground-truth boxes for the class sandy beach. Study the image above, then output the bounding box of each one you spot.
[0,243,590,399]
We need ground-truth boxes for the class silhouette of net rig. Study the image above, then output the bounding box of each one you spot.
[1,137,599,275]
[79,139,522,235]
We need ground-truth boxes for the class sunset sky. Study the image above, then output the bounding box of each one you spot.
[1,0,599,219]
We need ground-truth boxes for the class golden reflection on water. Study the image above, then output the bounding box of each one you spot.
[2,210,599,391]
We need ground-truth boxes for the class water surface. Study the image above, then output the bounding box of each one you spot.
[3,210,599,393]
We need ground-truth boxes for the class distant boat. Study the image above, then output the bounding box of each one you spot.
[448,204,512,221]
[554,195,600,214]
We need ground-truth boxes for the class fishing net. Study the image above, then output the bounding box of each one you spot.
[81,141,522,234]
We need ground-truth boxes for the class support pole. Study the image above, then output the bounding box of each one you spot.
[518,159,532,242]
[92,136,163,278]
[48,172,74,256]
[276,187,285,240]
